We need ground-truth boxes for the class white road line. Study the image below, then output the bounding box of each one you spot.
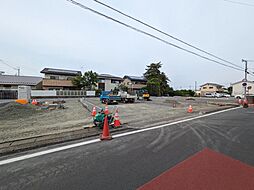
[0,106,240,166]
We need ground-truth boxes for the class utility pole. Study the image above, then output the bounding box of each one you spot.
[194,81,197,91]
[242,59,248,99]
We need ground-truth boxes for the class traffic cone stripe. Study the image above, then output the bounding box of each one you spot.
[31,99,37,105]
[188,105,193,113]
[105,104,109,115]
[91,106,96,117]
[114,109,121,128]
[100,116,112,140]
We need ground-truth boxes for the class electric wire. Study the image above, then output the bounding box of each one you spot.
[66,0,244,72]
[92,0,243,70]
[223,0,254,7]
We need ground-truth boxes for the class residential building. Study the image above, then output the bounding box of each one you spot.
[97,74,123,91]
[200,83,224,96]
[231,80,254,98]
[0,75,42,99]
[0,75,42,90]
[123,76,147,92]
[40,68,82,90]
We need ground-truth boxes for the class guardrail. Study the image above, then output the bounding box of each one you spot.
[31,90,94,98]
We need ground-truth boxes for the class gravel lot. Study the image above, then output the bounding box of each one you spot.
[0,97,237,143]
[0,99,90,143]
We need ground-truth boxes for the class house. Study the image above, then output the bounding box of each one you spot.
[97,74,123,91]
[0,75,42,90]
[123,76,147,92]
[231,80,254,98]
[40,68,82,90]
[0,75,42,99]
[200,83,224,96]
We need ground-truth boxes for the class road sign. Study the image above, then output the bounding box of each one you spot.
[242,82,247,87]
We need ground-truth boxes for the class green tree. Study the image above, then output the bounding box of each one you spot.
[144,62,171,96]
[72,70,98,90]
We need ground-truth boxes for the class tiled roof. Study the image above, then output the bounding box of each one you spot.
[0,75,42,86]
[98,74,123,80]
[200,83,223,87]
[40,68,82,76]
[123,75,147,82]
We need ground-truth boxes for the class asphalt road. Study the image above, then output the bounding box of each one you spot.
[0,107,254,190]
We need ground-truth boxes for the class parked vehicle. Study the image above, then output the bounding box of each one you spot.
[118,91,137,103]
[204,93,215,98]
[100,91,121,104]
[221,93,231,98]
[234,94,244,99]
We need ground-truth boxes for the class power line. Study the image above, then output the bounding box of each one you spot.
[92,0,243,70]
[223,0,254,7]
[0,59,17,70]
[66,0,244,72]
[0,59,20,76]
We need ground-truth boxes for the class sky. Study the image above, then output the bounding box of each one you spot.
[0,0,254,89]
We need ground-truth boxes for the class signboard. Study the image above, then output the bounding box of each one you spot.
[18,86,31,99]
[86,91,96,97]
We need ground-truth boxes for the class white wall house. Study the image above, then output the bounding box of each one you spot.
[97,74,123,91]
[231,80,254,98]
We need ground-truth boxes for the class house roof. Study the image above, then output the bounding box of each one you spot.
[40,68,82,76]
[200,83,224,87]
[123,75,147,82]
[0,75,42,86]
[231,80,254,86]
[98,74,123,81]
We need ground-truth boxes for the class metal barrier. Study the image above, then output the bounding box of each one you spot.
[0,90,18,99]
[31,90,91,98]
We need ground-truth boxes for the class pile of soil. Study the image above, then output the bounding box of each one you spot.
[0,102,40,121]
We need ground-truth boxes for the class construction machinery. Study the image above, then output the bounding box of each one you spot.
[137,89,150,101]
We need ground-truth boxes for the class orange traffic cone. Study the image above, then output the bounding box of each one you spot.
[91,106,96,117]
[113,109,121,128]
[31,99,37,105]
[243,98,248,108]
[100,116,112,140]
[104,104,109,115]
[188,105,193,113]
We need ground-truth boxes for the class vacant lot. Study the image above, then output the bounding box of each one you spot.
[0,97,237,143]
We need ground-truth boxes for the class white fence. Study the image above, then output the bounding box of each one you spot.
[31,90,94,97]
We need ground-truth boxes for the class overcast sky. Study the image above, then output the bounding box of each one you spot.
[0,0,253,89]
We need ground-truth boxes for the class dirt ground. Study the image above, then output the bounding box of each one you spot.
[0,99,91,143]
[86,97,237,129]
[0,97,237,143]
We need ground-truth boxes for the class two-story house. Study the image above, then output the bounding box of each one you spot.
[200,83,224,96]
[40,68,82,90]
[97,74,123,91]
[123,76,147,93]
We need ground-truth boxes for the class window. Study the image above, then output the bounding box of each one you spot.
[67,77,73,80]
[98,79,105,83]
[203,87,207,89]
[111,80,120,84]
[50,76,59,80]
[209,87,213,89]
